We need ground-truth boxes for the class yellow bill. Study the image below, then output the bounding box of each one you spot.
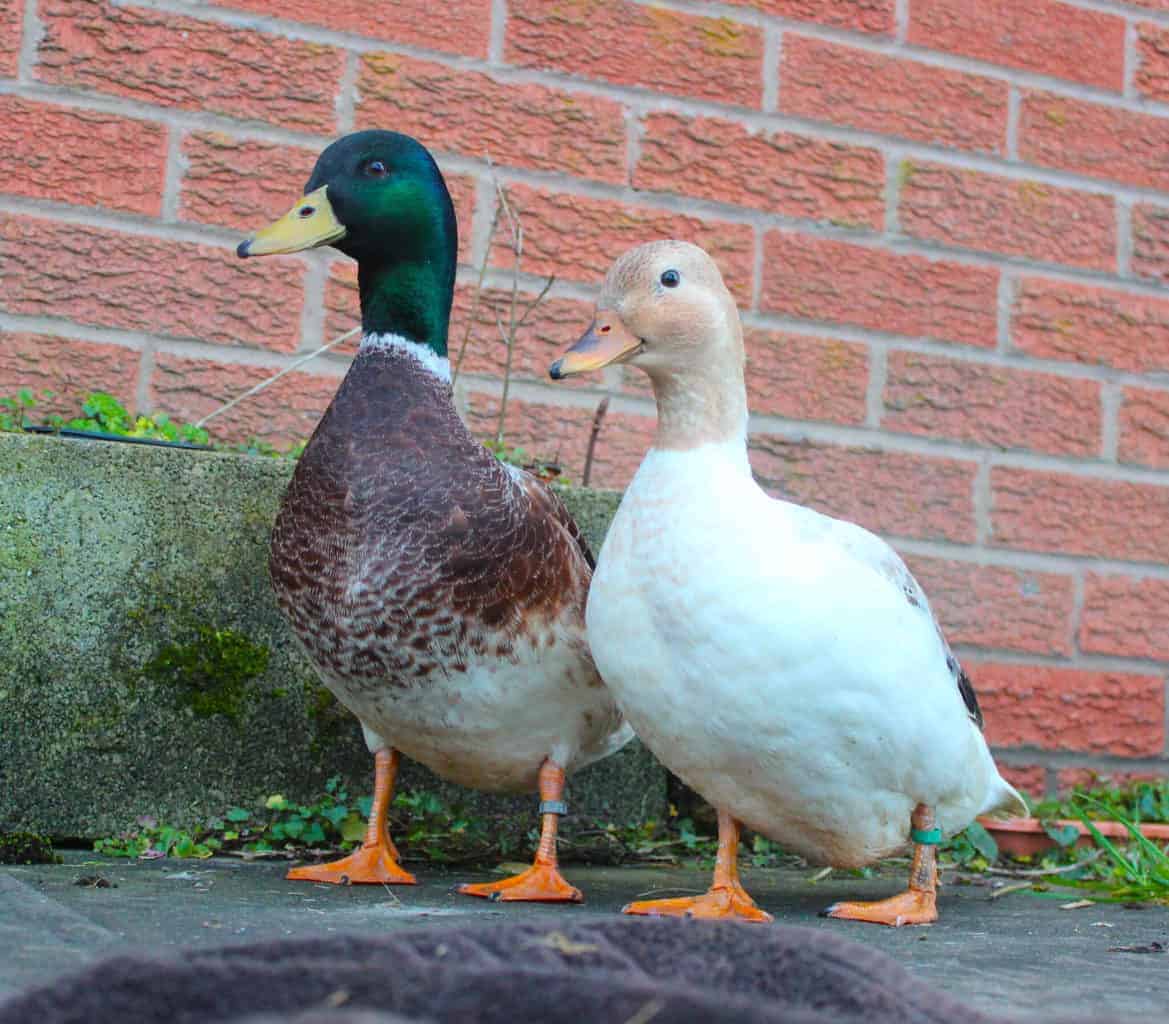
[237,185,346,258]
[549,314,643,379]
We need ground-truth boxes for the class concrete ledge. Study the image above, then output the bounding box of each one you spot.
[0,433,666,840]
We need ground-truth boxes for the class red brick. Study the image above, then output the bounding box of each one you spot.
[780,36,1007,155]
[990,466,1169,563]
[179,134,318,234]
[1132,204,1169,285]
[1056,767,1167,793]
[761,233,998,348]
[356,53,626,185]
[997,764,1046,799]
[463,390,656,490]
[36,0,343,132]
[743,330,868,425]
[1019,92,1169,193]
[207,0,491,57]
[0,97,166,216]
[1012,278,1169,375]
[903,555,1075,656]
[1137,22,1169,103]
[507,0,762,106]
[0,214,304,352]
[883,352,1101,457]
[1120,386,1169,470]
[0,331,140,418]
[899,162,1115,272]
[1081,574,1169,661]
[749,437,977,542]
[323,261,361,349]
[722,0,893,34]
[149,353,337,448]
[634,113,883,229]
[1,0,21,77]
[909,0,1125,91]
[974,663,1164,756]
[489,185,755,302]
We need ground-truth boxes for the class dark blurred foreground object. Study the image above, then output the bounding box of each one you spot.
[0,917,1095,1024]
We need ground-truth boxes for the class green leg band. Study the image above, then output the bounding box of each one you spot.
[911,827,943,845]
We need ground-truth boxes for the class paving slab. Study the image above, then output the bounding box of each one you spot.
[2,852,1167,1019]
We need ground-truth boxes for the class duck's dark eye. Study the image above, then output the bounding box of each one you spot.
[660,269,680,288]
[364,159,388,178]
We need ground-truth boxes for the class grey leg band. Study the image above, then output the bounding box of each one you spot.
[539,800,568,816]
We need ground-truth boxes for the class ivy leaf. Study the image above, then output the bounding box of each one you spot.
[1043,822,1081,849]
[964,821,999,862]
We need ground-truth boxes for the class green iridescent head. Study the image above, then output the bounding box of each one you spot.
[238,130,457,354]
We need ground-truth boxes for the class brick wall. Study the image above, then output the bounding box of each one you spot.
[3,0,1168,797]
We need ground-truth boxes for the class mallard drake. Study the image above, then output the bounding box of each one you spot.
[238,130,631,900]
[549,240,1026,926]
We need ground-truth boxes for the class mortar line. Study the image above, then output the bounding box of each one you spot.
[135,345,156,414]
[750,227,763,312]
[996,272,1014,353]
[623,105,643,186]
[16,0,43,84]
[488,0,507,65]
[884,148,903,235]
[973,458,992,545]
[335,50,359,133]
[1116,198,1133,278]
[894,0,908,43]
[1005,86,1020,162]
[864,344,886,429]
[1100,380,1122,462]
[159,126,185,223]
[954,646,1169,675]
[1070,569,1086,660]
[296,253,330,354]
[762,26,780,113]
[1124,19,1139,101]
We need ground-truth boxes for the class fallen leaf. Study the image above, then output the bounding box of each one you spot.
[1059,899,1095,910]
[1107,942,1165,954]
[531,931,600,956]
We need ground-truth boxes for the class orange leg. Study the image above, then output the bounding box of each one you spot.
[458,759,583,903]
[825,803,939,927]
[623,809,772,923]
[286,748,417,885]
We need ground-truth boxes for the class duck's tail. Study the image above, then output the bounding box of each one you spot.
[979,770,1029,820]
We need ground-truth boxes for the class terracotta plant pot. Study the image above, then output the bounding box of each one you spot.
[978,816,1169,858]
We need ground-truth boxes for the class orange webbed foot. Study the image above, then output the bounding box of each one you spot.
[459,863,583,903]
[825,888,937,927]
[623,882,772,923]
[286,842,417,886]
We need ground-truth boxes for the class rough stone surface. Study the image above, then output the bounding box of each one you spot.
[1131,203,1169,285]
[1119,385,1169,469]
[6,854,1169,1019]
[0,332,141,419]
[1080,574,1169,661]
[0,433,665,840]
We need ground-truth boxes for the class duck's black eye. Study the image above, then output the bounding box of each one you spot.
[660,269,680,288]
[364,159,388,178]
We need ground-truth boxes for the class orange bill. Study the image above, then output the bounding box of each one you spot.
[549,313,642,379]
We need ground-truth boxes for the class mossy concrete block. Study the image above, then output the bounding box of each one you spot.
[0,433,663,843]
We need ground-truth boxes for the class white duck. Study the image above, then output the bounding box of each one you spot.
[549,240,1026,927]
